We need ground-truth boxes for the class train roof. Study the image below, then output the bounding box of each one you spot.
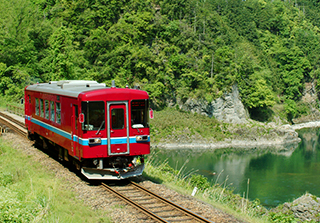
[26,80,112,97]
[26,80,149,100]
[25,80,107,97]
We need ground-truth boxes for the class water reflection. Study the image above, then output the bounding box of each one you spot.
[150,128,320,207]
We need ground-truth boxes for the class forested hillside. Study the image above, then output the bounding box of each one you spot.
[1,0,320,121]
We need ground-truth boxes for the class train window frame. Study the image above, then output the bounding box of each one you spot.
[111,108,124,130]
[40,99,44,118]
[45,100,49,119]
[56,102,61,124]
[35,98,39,116]
[50,101,55,122]
[131,99,149,129]
[81,101,105,131]
[74,105,78,130]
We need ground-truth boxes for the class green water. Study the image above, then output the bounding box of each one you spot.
[151,128,320,207]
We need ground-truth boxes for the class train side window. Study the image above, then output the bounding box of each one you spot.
[50,101,55,121]
[112,109,124,129]
[40,99,44,117]
[45,100,49,119]
[56,102,61,124]
[35,98,39,116]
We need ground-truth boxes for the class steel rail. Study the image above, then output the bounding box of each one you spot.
[0,116,27,138]
[130,181,213,223]
[101,181,213,223]
[0,111,25,129]
[101,182,169,223]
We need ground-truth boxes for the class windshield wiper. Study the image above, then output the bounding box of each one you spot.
[96,121,105,135]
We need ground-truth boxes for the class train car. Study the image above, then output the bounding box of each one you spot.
[24,80,150,180]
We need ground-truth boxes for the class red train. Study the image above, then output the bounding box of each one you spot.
[24,80,150,180]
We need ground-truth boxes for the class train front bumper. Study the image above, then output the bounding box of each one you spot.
[81,164,145,180]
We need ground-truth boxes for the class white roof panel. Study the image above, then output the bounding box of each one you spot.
[26,80,107,97]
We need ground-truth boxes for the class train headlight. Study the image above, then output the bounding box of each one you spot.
[136,135,148,142]
[88,138,101,145]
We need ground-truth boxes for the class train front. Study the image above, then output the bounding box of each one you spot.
[77,87,151,180]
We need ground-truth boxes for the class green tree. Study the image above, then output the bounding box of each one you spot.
[242,78,275,109]
[41,26,86,81]
[213,46,236,91]
[284,99,298,121]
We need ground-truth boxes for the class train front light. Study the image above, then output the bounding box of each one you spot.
[136,135,148,142]
[88,138,101,145]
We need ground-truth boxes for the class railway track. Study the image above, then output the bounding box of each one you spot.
[0,111,27,137]
[101,181,213,223]
[0,111,213,223]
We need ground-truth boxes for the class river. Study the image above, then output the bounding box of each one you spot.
[151,127,320,207]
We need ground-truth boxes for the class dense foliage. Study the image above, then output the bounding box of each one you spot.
[1,0,320,120]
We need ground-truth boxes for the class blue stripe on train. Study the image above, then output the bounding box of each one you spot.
[28,117,150,146]
[31,118,72,140]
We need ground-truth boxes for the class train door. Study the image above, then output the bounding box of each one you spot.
[72,104,79,157]
[107,101,129,155]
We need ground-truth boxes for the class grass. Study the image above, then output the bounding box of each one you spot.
[150,107,232,143]
[0,138,112,223]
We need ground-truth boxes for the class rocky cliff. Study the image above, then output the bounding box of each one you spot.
[177,85,249,124]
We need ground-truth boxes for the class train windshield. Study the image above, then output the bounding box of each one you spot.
[131,99,149,128]
[81,101,105,131]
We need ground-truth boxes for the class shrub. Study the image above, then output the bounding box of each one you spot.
[188,174,210,190]
[268,211,296,223]
[159,163,178,175]
[284,99,298,122]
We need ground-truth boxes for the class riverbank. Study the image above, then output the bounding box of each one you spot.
[292,120,320,130]
[153,123,309,150]
[149,119,320,222]
[150,107,320,150]
[154,137,301,150]
[151,105,320,150]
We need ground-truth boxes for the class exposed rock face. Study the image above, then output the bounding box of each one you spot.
[282,193,320,222]
[177,85,249,124]
[292,82,320,124]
